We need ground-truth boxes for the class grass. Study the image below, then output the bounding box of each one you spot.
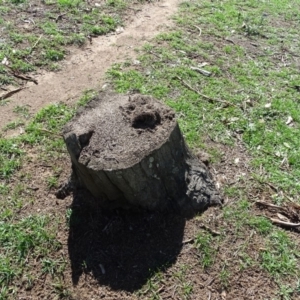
[194,232,217,268]
[107,0,300,197]
[0,0,140,83]
[0,90,96,297]
[1,0,300,299]
[106,0,300,297]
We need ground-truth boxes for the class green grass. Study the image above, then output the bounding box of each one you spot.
[0,215,61,292]
[0,0,140,83]
[106,0,300,295]
[0,90,96,297]
[261,230,298,276]
[194,233,217,268]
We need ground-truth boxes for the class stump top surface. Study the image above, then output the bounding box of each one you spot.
[63,92,176,169]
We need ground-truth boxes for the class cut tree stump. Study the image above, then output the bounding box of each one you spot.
[62,91,221,216]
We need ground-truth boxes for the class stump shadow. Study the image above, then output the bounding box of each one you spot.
[68,189,185,292]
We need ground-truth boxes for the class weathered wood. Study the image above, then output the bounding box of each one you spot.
[62,91,221,216]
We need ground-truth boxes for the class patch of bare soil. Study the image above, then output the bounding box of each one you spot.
[0,0,181,131]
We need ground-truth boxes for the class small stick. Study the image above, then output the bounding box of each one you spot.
[175,76,238,108]
[149,51,160,59]
[264,182,278,192]
[193,25,202,36]
[182,238,194,244]
[206,277,215,286]
[269,218,300,228]
[30,35,43,53]
[224,38,235,44]
[12,73,38,85]
[255,200,283,210]
[127,7,142,12]
[199,224,221,236]
[190,66,211,77]
[0,87,25,100]
[55,12,67,22]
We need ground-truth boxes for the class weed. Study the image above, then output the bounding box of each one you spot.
[106,0,126,9]
[65,208,72,227]
[42,257,66,276]
[3,120,24,131]
[194,233,216,268]
[45,49,64,61]
[261,230,298,276]
[46,175,59,189]
[247,216,273,235]
[52,279,71,298]
[182,282,193,299]
[0,138,23,179]
[57,0,82,8]
[278,283,294,300]
[138,270,164,300]
[219,265,230,288]
[13,105,30,119]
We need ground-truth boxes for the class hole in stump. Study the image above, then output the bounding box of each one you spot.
[132,112,161,129]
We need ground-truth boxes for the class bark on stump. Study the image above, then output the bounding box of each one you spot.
[62,92,221,216]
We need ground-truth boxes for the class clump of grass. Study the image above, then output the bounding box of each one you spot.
[261,230,298,276]
[194,233,217,268]
[0,215,61,291]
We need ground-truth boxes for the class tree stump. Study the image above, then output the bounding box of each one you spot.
[62,91,221,216]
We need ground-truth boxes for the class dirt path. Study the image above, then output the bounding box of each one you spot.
[1,0,181,130]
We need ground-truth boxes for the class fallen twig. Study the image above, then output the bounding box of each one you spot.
[192,25,202,36]
[224,38,235,44]
[182,238,194,244]
[199,224,221,236]
[269,218,300,228]
[0,87,25,100]
[30,34,43,54]
[190,66,211,77]
[208,291,211,300]
[264,182,278,192]
[175,76,238,108]
[12,73,38,85]
[206,277,215,286]
[56,13,67,22]
[149,51,160,59]
[128,7,142,13]
[255,200,283,210]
